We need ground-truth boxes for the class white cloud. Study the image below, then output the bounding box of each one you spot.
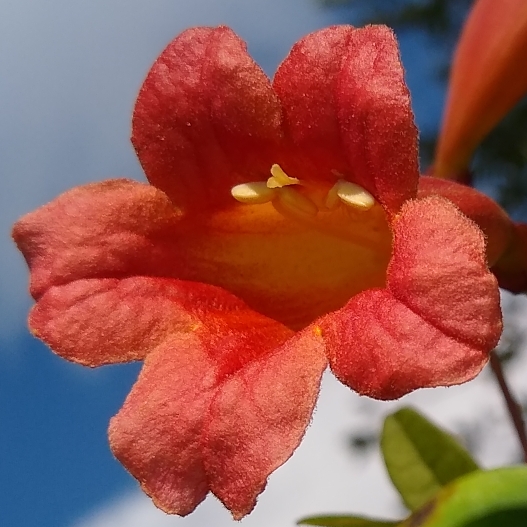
[72,294,527,527]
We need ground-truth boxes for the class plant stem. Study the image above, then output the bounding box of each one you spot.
[489,350,527,463]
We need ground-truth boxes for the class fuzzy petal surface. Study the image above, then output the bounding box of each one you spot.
[272,26,355,182]
[109,302,326,518]
[337,26,419,214]
[12,22,504,521]
[13,179,182,302]
[435,0,527,177]
[321,196,502,399]
[13,179,391,333]
[132,26,283,213]
[418,177,527,295]
[418,176,513,266]
[15,175,328,517]
[274,25,418,214]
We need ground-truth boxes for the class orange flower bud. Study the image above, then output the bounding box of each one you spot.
[435,0,527,178]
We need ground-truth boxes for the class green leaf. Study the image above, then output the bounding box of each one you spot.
[298,515,400,526]
[402,466,527,527]
[381,407,479,511]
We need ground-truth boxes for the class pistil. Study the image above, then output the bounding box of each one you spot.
[267,164,300,188]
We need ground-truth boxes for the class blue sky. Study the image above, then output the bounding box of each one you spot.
[1,2,525,527]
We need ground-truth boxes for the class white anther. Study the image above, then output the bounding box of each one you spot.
[267,164,300,188]
[326,180,375,211]
[231,182,277,204]
[274,187,318,220]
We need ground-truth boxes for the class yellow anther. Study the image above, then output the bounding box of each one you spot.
[267,164,300,188]
[338,181,375,210]
[274,186,318,220]
[231,182,277,204]
[326,180,375,211]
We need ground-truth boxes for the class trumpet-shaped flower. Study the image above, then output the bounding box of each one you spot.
[13,25,502,518]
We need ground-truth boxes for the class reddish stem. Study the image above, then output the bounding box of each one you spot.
[489,350,527,463]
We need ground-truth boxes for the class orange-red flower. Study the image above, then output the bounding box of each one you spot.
[13,26,502,518]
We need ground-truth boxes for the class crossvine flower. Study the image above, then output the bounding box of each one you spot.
[13,25,502,519]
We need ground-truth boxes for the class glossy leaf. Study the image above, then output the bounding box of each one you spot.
[402,467,527,527]
[381,407,479,511]
[298,515,400,526]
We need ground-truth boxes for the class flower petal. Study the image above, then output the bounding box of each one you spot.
[132,26,283,213]
[13,179,391,331]
[321,196,502,399]
[419,177,527,297]
[109,307,326,518]
[418,176,513,266]
[12,179,182,301]
[435,0,527,177]
[388,196,501,345]
[274,25,419,214]
[338,25,419,214]
[16,181,328,513]
[272,26,355,181]
[27,277,257,366]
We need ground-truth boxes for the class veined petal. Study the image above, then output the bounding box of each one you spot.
[274,25,418,214]
[12,179,182,301]
[321,197,502,399]
[13,179,391,331]
[273,26,355,181]
[388,197,501,345]
[132,26,283,213]
[418,178,527,296]
[27,277,270,367]
[28,278,193,365]
[338,26,419,214]
[418,176,513,266]
[435,0,527,177]
[14,174,328,514]
[109,312,326,518]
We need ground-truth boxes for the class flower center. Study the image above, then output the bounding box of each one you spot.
[231,164,376,222]
[175,164,392,330]
[186,164,388,329]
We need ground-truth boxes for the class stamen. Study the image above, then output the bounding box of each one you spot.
[326,180,375,211]
[231,182,277,204]
[325,183,341,210]
[267,164,300,188]
[274,187,318,220]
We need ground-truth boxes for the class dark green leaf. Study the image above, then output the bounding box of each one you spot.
[381,407,479,511]
[298,515,400,526]
[402,467,527,526]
